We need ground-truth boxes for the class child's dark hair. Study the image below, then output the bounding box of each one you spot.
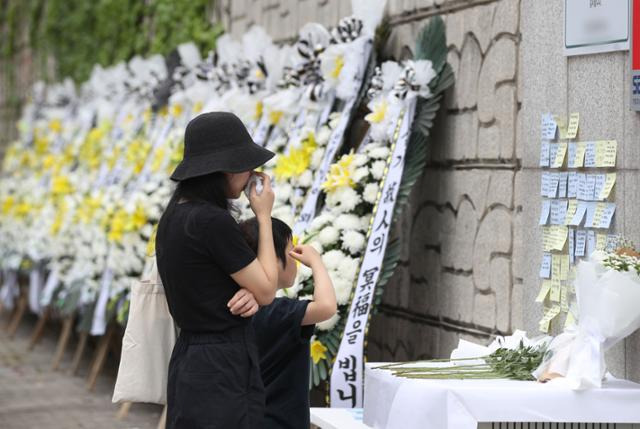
[240,217,292,268]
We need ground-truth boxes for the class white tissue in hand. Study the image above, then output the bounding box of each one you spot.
[245,175,263,197]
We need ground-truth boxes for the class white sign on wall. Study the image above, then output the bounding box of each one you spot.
[565,0,630,56]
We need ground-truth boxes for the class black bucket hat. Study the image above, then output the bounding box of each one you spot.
[170,111,274,181]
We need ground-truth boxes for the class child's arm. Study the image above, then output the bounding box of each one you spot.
[289,245,337,326]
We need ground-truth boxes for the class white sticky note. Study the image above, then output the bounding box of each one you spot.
[550,199,568,225]
[570,201,588,226]
[540,141,550,167]
[540,253,552,279]
[539,199,551,225]
[541,172,551,197]
[549,143,559,167]
[598,203,616,229]
[557,172,568,198]
[594,174,606,201]
[587,230,597,256]
[577,173,587,200]
[585,201,598,228]
[541,113,557,140]
[548,173,560,198]
[551,142,567,168]
[585,175,596,201]
[568,142,586,168]
[567,172,578,198]
[568,228,575,265]
[575,229,587,257]
[584,142,597,167]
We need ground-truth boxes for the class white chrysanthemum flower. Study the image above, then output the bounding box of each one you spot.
[341,229,367,255]
[368,146,390,160]
[297,263,313,282]
[275,182,293,202]
[316,126,332,145]
[335,214,361,231]
[326,187,361,213]
[371,161,386,180]
[310,213,334,231]
[353,167,369,183]
[363,182,379,204]
[333,275,354,305]
[323,249,346,271]
[298,170,313,188]
[310,150,325,169]
[319,226,340,246]
[309,240,324,253]
[360,214,372,231]
[353,154,368,167]
[316,312,340,331]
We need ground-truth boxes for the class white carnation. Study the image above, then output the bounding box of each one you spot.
[319,226,340,246]
[316,126,331,144]
[316,312,340,331]
[353,154,368,167]
[363,183,379,204]
[341,231,366,255]
[323,249,346,271]
[369,146,390,160]
[326,187,361,212]
[360,214,372,231]
[310,213,333,231]
[371,161,386,180]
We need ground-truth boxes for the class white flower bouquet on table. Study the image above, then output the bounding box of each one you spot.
[535,239,640,389]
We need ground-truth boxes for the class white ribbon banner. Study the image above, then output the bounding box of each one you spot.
[330,98,416,408]
[90,267,114,336]
[292,40,372,236]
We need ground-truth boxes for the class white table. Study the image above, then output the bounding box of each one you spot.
[310,407,369,429]
[364,362,640,429]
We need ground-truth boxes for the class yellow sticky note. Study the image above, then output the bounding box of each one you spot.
[596,140,617,167]
[535,280,552,303]
[551,142,568,168]
[560,284,569,312]
[572,142,586,168]
[596,232,607,251]
[566,113,579,139]
[549,279,561,302]
[549,225,568,251]
[551,254,561,279]
[539,304,561,333]
[564,311,576,328]
[599,173,616,199]
[565,199,578,225]
[554,115,568,140]
[560,255,570,280]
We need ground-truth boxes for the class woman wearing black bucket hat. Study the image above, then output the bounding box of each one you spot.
[156,112,278,428]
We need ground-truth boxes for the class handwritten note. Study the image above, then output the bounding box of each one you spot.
[567,172,578,198]
[543,226,568,251]
[565,199,578,225]
[539,253,552,279]
[569,201,588,226]
[598,173,616,200]
[584,142,597,167]
[596,140,617,167]
[568,142,586,168]
[554,115,567,140]
[541,113,558,140]
[551,142,567,168]
[550,199,568,225]
[536,280,552,303]
[587,230,597,256]
[566,112,579,139]
[540,141,550,167]
[575,229,587,257]
[557,172,568,198]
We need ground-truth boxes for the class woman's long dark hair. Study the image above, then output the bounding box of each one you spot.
[156,172,230,259]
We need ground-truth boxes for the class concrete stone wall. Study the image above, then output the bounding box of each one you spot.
[223,0,640,382]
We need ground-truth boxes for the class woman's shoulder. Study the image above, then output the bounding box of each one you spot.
[189,203,239,230]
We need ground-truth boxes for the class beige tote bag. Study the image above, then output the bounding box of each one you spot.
[112,255,177,404]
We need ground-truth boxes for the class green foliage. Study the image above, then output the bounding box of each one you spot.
[1,0,225,83]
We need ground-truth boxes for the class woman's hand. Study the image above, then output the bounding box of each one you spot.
[248,172,274,220]
[227,288,260,318]
[289,244,322,268]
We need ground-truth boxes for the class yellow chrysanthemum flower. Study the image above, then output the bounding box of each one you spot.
[171,103,183,118]
[365,99,389,124]
[321,153,355,193]
[127,205,148,231]
[310,340,328,364]
[268,110,284,125]
[254,101,264,122]
[151,146,167,172]
[192,101,204,114]
[1,196,15,215]
[51,201,68,235]
[273,134,317,180]
[48,119,62,133]
[51,175,74,195]
[108,209,128,242]
[146,225,158,257]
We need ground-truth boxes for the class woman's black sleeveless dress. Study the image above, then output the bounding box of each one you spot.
[156,201,264,428]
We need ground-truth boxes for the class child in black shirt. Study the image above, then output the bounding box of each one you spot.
[233,217,337,429]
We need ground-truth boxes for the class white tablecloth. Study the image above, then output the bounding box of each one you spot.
[364,362,640,429]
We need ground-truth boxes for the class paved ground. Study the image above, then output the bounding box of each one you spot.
[0,311,163,429]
